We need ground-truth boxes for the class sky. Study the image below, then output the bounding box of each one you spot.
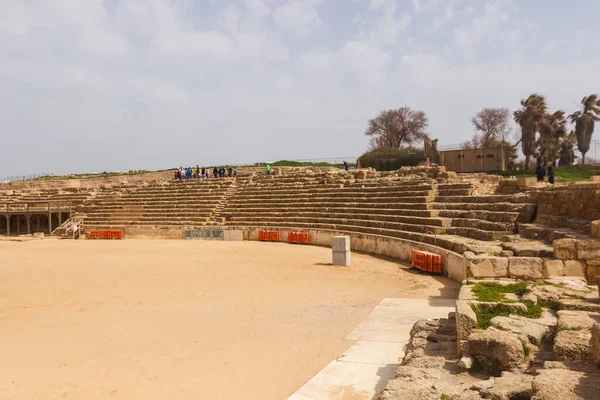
[1,0,599,176]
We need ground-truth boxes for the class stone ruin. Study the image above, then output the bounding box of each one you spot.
[2,165,600,399]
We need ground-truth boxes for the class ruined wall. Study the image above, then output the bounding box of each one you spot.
[534,181,600,221]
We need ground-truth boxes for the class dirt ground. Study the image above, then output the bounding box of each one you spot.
[0,239,459,399]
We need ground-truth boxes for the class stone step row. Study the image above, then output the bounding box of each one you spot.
[445,226,511,241]
[83,211,213,218]
[85,220,211,226]
[84,216,210,224]
[431,202,535,213]
[450,218,513,232]
[437,209,520,223]
[227,195,433,205]
[434,195,533,204]
[225,213,450,227]
[226,201,432,210]
[517,223,591,242]
[219,207,437,218]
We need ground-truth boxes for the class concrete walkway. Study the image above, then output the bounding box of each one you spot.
[288,298,456,400]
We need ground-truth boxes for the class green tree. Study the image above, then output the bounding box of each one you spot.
[568,94,600,165]
[514,94,548,170]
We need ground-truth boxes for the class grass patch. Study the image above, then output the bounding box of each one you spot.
[537,298,559,311]
[471,300,543,329]
[440,395,450,400]
[471,282,529,302]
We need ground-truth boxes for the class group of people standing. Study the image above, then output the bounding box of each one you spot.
[175,166,237,181]
[535,162,555,184]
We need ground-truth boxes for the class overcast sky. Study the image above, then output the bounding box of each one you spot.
[1,0,598,177]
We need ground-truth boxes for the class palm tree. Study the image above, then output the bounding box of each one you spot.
[538,110,567,164]
[514,94,548,170]
[568,94,600,165]
[558,130,577,167]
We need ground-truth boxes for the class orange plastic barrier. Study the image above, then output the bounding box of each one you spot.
[288,232,309,244]
[258,230,280,242]
[87,229,124,240]
[411,249,442,274]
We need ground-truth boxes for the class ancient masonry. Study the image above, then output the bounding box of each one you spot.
[2,166,600,399]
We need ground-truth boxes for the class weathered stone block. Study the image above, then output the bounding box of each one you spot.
[554,330,593,362]
[467,327,525,372]
[332,250,351,266]
[553,238,577,260]
[577,239,600,260]
[508,257,543,279]
[331,236,350,252]
[468,257,508,278]
[489,316,549,345]
[586,261,600,285]
[591,220,600,238]
[543,259,565,278]
[564,260,586,277]
[456,300,477,346]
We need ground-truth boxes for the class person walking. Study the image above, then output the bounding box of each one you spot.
[201,167,205,180]
[343,160,349,171]
[547,162,555,185]
[233,167,237,179]
[213,167,218,178]
[266,164,271,176]
[535,162,546,183]
[227,167,232,177]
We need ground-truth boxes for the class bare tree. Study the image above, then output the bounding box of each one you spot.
[365,107,429,149]
[471,108,512,147]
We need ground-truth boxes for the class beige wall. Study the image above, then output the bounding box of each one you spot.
[440,147,507,173]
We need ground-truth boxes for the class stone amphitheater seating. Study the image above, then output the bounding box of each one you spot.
[220,172,536,255]
[79,179,235,227]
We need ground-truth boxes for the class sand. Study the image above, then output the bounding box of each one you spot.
[0,239,459,399]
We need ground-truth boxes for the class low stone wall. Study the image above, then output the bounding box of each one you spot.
[116,225,467,282]
[554,238,600,284]
[465,252,590,281]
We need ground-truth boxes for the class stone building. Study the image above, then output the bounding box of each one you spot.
[440,147,508,173]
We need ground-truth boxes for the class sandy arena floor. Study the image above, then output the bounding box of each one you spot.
[0,239,459,399]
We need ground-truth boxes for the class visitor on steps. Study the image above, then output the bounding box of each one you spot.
[220,167,226,177]
[547,162,555,184]
[343,160,349,171]
[201,167,205,180]
[175,170,179,180]
[233,168,237,179]
[213,167,218,178]
[266,164,271,175]
[535,162,546,183]
[196,165,200,179]
[179,167,184,182]
[227,167,232,177]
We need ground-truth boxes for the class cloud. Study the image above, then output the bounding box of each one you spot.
[0,0,599,176]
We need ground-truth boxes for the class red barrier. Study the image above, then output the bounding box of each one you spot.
[87,229,123,240]
[411,249,442,274]
[258,230,280,242]
[288,232,308,244]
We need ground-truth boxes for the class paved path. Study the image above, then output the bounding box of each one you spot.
[288,298,456,400]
